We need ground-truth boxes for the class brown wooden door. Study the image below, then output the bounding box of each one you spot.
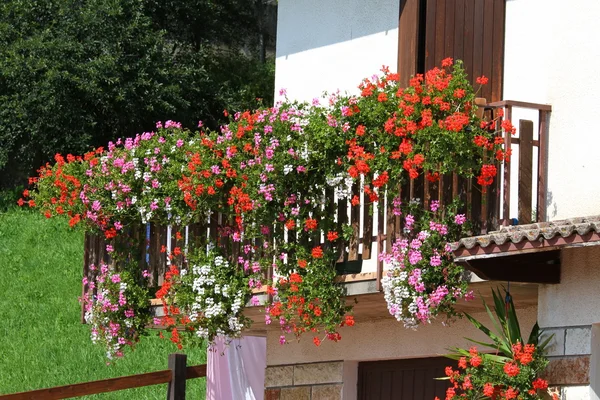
[357,357,451,400]
[398,0,506,102]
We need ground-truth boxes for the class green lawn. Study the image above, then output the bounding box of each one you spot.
[0,209,206,398]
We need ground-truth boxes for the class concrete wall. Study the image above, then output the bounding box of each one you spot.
[504,0,600,221]
[538,246,600,328]
[274,0,399,103]
[267,306,538,365]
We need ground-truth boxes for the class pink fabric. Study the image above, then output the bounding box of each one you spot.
[206,336,266,400]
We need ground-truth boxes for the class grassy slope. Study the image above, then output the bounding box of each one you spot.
[0,209,206,398]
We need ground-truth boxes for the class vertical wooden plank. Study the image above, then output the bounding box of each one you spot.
[462,0,475,80]
[325,188,336,252]
[453,0,465,61]
[337,198,348,263]
[362,182,374,260]
[444,0,455,59]
[537,110,549,222]
[398,0,421,87]
[401,369,415,399]
[481,0,494,102]
[81,233,91,323]
[157,226,168,286]
[376,198,385,292]
[209,211,218,247]
[386,195,395,254]
[434,0,446,65]
[502,106,513,223]
[348,182,360,261]
[167,353,187,400]
[491,0,506,102]
[518,120,534,224]
[472,0,484,87]
[425,0,438,71]
[423,177,430,210]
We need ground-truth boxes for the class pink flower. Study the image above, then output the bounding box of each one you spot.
[106,245,114,253]
[279,335,286,345]
[251,296,260,306]
[111,274,121,283]
[176,139,184,147]
[454,214,466,225]
[296,166,306,173]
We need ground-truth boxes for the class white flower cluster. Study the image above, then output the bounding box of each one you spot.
[381,261,418,328]
[326,172,353,199]
[188,256,247,340]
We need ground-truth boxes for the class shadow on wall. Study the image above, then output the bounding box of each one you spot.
[276,0,400,57]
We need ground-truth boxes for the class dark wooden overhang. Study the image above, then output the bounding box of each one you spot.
[452,216,600,284]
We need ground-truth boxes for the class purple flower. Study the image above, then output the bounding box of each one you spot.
[405,214,415,229]
[408,249,422,265]
[250,296,260,306]
[454,214,466,225]
[430,200,440,212]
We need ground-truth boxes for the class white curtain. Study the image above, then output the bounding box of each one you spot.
[206,336,266,400]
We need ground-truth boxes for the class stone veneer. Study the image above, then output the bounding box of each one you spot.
[264,361,344,400]
[541,325,592,386]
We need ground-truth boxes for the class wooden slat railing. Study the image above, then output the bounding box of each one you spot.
[81,99,551,296]
[0,354,205,400]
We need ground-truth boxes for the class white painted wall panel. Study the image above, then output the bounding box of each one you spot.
[504,0,600,220]
[275,0,399,103]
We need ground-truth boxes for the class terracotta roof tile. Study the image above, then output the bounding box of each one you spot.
[451,215,600,251]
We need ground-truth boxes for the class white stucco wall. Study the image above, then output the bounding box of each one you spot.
[266,306,538,365]
[504,0,600,220]
[274,0,399,103]
[538,246,600,328]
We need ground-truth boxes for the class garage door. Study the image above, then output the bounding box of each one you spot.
[357,357,452,400]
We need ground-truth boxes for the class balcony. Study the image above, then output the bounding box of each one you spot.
[83,99,554,326]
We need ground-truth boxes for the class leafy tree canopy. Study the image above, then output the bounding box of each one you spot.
[0,0,275,188]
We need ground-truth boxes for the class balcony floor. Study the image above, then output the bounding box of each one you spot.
[242,274,538,336]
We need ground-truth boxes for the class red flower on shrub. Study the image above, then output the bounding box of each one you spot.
[327,231,339,242]
[311,246,323,258]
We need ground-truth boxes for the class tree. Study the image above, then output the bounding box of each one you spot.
[0,0,275,189]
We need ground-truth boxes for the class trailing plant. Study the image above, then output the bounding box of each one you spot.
[380,199,474,327]
[155,247,259,349]
[23,58,512,357]
[439,289,557,400]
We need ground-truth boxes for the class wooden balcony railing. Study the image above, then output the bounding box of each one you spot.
[81,99,551,300]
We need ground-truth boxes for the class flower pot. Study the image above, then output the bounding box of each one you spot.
[335,259,362,275]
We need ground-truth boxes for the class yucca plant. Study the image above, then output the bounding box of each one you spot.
[439,288,556,400]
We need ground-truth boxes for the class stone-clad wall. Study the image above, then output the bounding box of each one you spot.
[542,325,592,385]
[264,361,344,400]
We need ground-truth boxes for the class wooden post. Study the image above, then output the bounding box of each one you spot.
[167,353,187,400]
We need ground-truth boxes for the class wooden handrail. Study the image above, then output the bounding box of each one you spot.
[487,100,552,111]
[0,364,206,400]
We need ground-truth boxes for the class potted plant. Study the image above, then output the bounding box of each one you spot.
[439,289,559,400]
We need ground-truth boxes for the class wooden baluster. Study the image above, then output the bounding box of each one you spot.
[537,109,549,222]
[336,196,348,263]
[376,196,385,292]
[518,120,534,224]
[362,179,374,260]
[348,182,360,261]
[502,105,513,224]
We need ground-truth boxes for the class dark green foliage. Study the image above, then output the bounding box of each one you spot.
[0,0,275,189]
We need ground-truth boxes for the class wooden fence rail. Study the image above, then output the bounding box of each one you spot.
[0,354,205,400]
